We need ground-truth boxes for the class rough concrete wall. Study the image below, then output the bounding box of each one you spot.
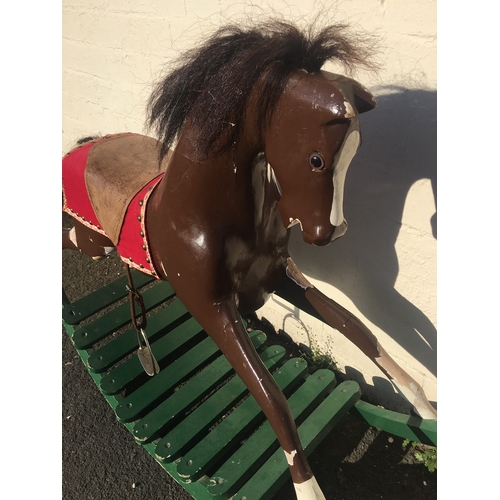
[62,0,437,412]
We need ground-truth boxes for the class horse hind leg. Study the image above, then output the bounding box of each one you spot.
[63,218,115,260]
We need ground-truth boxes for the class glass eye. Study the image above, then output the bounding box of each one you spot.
[309,154,325,170]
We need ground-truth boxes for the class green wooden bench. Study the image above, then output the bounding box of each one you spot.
[62,269,436,500]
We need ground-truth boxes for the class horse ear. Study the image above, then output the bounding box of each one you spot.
[352,84,376,114]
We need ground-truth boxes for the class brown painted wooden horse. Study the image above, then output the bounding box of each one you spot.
[62,21,436,500]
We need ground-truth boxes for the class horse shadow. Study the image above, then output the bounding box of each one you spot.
[287,87,437,377]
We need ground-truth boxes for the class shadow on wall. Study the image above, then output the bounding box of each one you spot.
[288,87,437,377]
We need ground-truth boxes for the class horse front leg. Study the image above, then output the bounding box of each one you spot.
[275,258,437,421]
[188,295,326,500]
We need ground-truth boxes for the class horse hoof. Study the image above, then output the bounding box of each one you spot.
[414,403,437,421]
[293,476,326,500]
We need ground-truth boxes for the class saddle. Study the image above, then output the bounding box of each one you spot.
[63,133,171,275]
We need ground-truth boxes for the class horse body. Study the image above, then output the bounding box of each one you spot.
[148,149,289,315]
[63,22,436,500]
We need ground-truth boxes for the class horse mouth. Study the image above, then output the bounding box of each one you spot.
[287,218,303,230]
[287,218,348,246]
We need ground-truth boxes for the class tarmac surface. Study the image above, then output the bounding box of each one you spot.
[62,213,436,499]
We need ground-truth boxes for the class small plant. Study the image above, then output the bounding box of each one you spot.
[305,345,338,372]
[402,439,437,472]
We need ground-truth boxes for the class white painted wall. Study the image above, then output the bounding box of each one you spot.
[62,0,437,412]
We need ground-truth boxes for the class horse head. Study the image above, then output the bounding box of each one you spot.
[264,70,376,246]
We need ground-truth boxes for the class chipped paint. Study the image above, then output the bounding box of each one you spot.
[284,449,298,465]
[286,258,313,290]
[375,351,437,420]
[343,100,355,118]
[211,477,227,485]
[68,226,78,246]
[266,161,282,197]
[160,261,168,278]
[287,218,303,230]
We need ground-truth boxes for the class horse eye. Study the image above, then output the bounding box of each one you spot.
[309,154,325,170]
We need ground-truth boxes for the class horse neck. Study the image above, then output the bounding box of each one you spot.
[150,125,265,223]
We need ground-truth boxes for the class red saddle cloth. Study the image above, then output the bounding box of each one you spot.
[62,133,164,277]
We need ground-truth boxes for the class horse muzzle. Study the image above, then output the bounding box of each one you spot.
[303,220,348,246]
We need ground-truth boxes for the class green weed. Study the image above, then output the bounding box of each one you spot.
[402,439,437,472]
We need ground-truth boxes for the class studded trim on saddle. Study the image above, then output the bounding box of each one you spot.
[115,174,163,277]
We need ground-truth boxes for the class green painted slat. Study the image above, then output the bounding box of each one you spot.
[175,357,309,483]
[63,267,438,500]
[114,329,263,423]
[233,380,361,500]
[62,270,155,324]
[72,281,176,349]
[351,400,437,446]
[295,380,361,453]
[133,331,268,444]
[88,299,190,372]
[204,369,337,498]
[99,317,204,395]
[63,271,376,500]
[155,345,287,463]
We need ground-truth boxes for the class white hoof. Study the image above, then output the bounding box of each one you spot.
[293,476,326,500]
[414,402,437,421]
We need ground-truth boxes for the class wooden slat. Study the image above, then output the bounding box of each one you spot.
[175,357,309,483]
[72,281,175,349]
[351,400,437,446]
[133,331,268,444]
[114,330,264,423]
[99,317,204,395]
[62,270,155,324]
[203,369,337,498]
[62,271,377,500]
[88,298,189,372]
[154,344,287,463]
[233,380,361,500]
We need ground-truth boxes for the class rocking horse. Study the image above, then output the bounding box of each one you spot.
[62,21,436,500]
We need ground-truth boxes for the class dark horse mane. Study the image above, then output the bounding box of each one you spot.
[147,19,377,162]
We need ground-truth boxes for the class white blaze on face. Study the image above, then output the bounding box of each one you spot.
[330,124,360,227]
